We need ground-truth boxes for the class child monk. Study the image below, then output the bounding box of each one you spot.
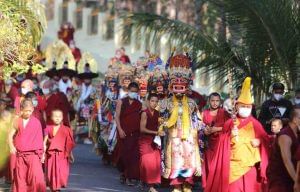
[139,93,163,192]
[8,99,46,192]
[44,109,75,192]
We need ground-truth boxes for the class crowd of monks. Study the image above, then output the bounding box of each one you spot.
[0,32,300,192]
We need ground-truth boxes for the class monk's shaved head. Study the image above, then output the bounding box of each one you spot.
[20,99,33,109]
[52,109,63,116]
[51,109,63,125]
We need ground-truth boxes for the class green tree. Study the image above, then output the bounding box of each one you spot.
[0,0,46,79]
[121,0,300,104]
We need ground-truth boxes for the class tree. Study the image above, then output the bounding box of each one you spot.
[0,0,46,79]
[121,0,300,104]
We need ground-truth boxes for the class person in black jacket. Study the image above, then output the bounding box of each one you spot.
[258,82,293,134]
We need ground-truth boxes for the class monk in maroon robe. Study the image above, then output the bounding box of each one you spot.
[139,94,162,191]
[44,110,75,191]
[205,77,269,192]
[43,80,72,126]
[14,79,45,116]
[115,82,141,185]
[8,99,46,192]
[202,92,230,188]
[267,106,300,192]
[294,143,300,192]
[120,47,131,64]
[25,92,46,129]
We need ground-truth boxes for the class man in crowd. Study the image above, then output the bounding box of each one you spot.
[119,47,131,64]
[205,77,269,192]
[115,82,141,185]
[267,106,300,192]
[259,82,293,134]
[291,89,300,107]
[202,92,230,188]
[43,79,72,126]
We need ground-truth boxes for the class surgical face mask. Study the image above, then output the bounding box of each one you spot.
[128,92,138,99]
[21,88,30,95]
[273,93,283,101]
[16,75,25,82]
[43,88,50,95]
[294,98,300,105]
[52,85,58,91]
[33,84,38,90]
[238,107,252,118]
[32,100,38,107]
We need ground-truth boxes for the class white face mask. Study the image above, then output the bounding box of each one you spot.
[33,84,38,90]
[294,98,300,105]
[42,88,50,95]
[128,92,138,99]
[238,107,252,118]
[21,88,30,95]
[32,100,38,107]
[273,93,283,101]
[52,85,59,91]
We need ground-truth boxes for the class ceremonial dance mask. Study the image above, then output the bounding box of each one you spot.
[167,54,192,96]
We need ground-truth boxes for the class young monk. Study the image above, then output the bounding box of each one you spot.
[44,109,75,192]
[202,92,230,188]
[115,82,142,185]
[270,118,283,135]
[8,99,46,192]
[25,91,46,129]
[139,93,163,192]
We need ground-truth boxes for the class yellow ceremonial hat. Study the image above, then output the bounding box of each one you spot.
[237,77,253,105]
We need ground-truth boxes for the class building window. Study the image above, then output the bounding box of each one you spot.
[60,2,68,25]
[75,8,83,29]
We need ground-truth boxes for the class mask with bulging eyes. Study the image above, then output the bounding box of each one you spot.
[170,77,188,95]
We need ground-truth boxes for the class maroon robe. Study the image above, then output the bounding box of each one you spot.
[120,55,131,64]
[118,97,141,179]
[189,90,206,111]
[202,108,230,188]
[12,116,46,192]
[267,126,298,192]
[32,108,46,129]
[139,109,161,184]
[45,125,75,191]
[14,93,46,115]
[71,47,81,65]
[45,92,72,126]
[204,116,269,192]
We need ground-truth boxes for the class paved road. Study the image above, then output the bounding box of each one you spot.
[0,144,202,192]
[65,144,139,192]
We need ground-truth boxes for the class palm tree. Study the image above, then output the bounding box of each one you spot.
[0,0,46,79]
[121,0,300,104]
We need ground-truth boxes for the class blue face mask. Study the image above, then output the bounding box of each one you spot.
[128,92,138,99]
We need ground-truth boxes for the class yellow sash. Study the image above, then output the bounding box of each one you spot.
[166,96,190,139]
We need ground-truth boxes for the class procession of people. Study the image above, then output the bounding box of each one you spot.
[0,23,300,192]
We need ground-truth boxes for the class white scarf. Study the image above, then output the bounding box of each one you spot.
[58,79,72,95]
[76,83,93,111]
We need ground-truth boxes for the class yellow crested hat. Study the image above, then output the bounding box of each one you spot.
[237,77,253,105]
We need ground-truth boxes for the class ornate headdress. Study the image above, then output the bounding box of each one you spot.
[146,54,163,72]
[118,64,134,88]
[45,40,75,70]
[166,50,193,95]
[78,52,98,73]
